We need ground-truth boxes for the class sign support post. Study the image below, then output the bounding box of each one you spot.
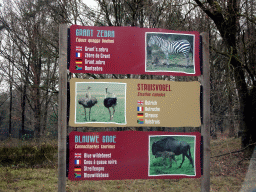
[200,32,210,192]
[58,24,68,192]
[58,23,208,189]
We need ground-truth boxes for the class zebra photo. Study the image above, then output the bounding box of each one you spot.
[146,33,195,73]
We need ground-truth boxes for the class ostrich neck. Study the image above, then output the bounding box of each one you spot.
[85,92,91,98]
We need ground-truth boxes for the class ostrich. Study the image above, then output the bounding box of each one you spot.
[78,86,97,121]
[104,87,117,120]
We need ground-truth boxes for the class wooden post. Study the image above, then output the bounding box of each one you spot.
[58,24,67,192]
[200,32,210,192]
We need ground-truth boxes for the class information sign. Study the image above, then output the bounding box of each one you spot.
[68,131,201,180]
[69,25,201,76]
[69,78,201,127]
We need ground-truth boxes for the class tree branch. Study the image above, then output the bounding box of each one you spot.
[211,142,256,158]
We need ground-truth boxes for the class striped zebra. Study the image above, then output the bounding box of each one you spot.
[148,35,192,67]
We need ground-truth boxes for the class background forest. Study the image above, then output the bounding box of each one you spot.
[0,0,256,155]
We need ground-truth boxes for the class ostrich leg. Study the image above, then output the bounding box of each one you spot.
[112,106,115,119]
[108,108,112,120]
[89,108,91,121]
[83,107,87,121]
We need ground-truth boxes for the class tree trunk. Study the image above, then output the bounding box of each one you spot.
[232,59,252,152]
[250,86,256,144]
[21,58,30,137]
[21,84,26,137]
[34,86,41,138]
[193,0,255,156]
[8,60,13,138]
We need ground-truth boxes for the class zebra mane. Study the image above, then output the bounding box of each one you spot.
[149,36,168,46]
[149,35,190,46]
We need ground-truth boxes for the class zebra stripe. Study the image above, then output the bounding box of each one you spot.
[148,35,192,67]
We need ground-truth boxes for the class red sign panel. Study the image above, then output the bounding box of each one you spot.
[69,25,201,76]
[68,131,201,180]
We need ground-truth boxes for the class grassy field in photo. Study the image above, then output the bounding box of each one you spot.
[75,82,126,124]
[146,52,194,73]
[149,136,195,176]
[76,95,126,124]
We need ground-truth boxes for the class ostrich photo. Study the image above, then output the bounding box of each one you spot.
[78,86,98,121]
[104,87,117,120]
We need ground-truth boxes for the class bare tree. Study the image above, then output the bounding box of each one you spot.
[0,0,60,139]
[191,0,256,154]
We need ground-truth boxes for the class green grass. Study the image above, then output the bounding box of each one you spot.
[0,165,200,192]
[0,167,58,192]
[146,52,194,73]
[0,134,250,192]
[76,95,126,124]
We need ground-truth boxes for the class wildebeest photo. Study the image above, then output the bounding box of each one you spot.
[145,32,195,74]
[148,135,196,176]
[155,151,177,168]
[75,82,126,124]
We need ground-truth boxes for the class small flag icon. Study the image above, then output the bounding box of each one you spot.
[76,52,81,57]
[75,153,81,158]
[76,65,82,70]
[74,168,81,172]
[75,60,82,65]
[137,100,144,105]
[137,113,143,118]
[76,46,82,51]
[137,107,143,111]
[74,160,81,165]
[137,119,144,124]
[74,173,81,178]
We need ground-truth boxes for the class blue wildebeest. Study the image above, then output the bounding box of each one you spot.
[155,151,177,168]
[152,137,194,168]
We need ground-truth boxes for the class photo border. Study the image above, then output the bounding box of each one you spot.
[148,135,197,177]
[74,82,127,125]
[145,32,196,74]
